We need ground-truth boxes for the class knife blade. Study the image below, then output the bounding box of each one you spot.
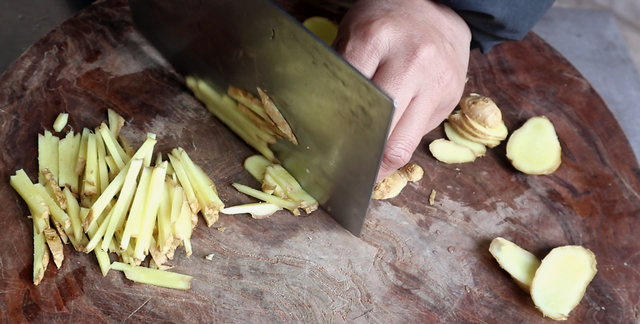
[129,0,395,236]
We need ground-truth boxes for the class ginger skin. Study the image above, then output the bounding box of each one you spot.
[373,163,424,200]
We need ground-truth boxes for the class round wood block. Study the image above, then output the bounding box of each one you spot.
[1,0,638,322]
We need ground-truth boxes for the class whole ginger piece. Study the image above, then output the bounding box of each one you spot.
[373,163,424,200]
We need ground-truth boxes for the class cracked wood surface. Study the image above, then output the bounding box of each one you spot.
[1,0,639,323]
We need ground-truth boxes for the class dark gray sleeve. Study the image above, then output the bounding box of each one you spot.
[439,0,556,53]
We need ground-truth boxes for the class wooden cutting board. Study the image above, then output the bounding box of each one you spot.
[1,0,639,322]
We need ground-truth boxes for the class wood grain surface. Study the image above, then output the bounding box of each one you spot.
[1,0,639,323]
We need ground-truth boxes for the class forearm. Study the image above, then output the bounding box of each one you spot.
[439,0,556,53]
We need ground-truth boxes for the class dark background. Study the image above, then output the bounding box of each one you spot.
[0,0,95,74]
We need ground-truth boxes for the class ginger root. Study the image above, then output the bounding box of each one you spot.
[460,94,503,129]
[372,163,424,200]
[398,163,424,182]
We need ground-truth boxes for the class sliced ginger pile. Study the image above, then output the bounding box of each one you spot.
[9,109,231,289]
[185,79,320,218]
[430,94,508,164]
[221,155,319,218]
[185,77,298,163]
[489,237,597,321]
[14,78,324,289]
[429,93,562,175]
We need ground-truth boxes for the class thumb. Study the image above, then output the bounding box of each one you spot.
[376,94,443,182]
[377,127,423,183]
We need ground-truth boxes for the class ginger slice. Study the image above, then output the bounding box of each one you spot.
[443,122,486,157]
[53,113,69,132]
[530,246,597,321]
[41,167,66,210]
[489,237,541,292]
[43,228,65,268]
[110,262,192,290]
[429,139,476,164]
[227,86,271,121]
[428,189,436,205]
[463,114,508,140]
[257,87,298,145]
[303,16,339,45]
[231,183,301,216]
[107,108,126,139]
[33,222,49,286]
[265,164,318,213]
[221,203,282,219]
[243,154,273,182]
[449,111,504,141]
[506,116,561,175]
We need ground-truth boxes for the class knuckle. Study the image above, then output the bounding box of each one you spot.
[411,43,438,66]
[339,18,393,76]
[353,17,393,53]
[432,60,458,87]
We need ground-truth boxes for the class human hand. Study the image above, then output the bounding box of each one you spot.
[333,0,472,181]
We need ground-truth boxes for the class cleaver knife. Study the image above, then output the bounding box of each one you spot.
[129,0,395,236]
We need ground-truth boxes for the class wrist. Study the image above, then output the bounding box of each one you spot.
[426,0,472,50]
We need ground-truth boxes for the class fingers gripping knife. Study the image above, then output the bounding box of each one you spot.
[129,0,394,236]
